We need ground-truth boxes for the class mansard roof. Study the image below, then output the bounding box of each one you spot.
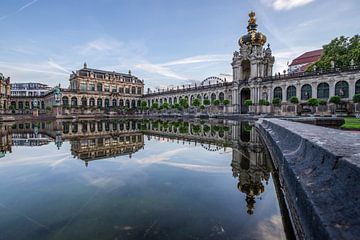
[72,65,144,85]
[289,49,323,66]
[79,67,133,78]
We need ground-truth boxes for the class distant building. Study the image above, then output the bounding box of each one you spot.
[10,82,51,97]
[0,72,11,110]
[288,49,323,73]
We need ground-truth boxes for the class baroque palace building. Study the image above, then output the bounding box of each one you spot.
[2,11,360,116]
[7,63,145,115]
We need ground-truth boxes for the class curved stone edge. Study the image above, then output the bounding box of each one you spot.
[256,118,360,240]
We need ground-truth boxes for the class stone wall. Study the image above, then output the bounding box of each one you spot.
[256,118,360,239]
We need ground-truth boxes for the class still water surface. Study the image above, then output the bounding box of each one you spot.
[0,119,291,240]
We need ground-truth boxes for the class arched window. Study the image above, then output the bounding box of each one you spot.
[89,98,95,106]
[169,98,172,105]
[97,98,103,107]
[137,100,141,107]
[62,96,69,106]
[112,99,117,107]
[219,92,225,101]
[335,81,349,98]
[81,97,87,106]
[104,99,110,108]
[97,83,103,92]
[125,99,130,108]
[18,101,24,109]
[273,87,282,100]
[71,97,77,106]
[355,80,360,94]
[286,86,296,100]
[119,99,124,106]
[301,84,312,100]
[211,93,216,101]
[173,97,177,103]
[317,83,329,99]
[10,101,16,108]
[41,101,45,109]
[131,100,136,108]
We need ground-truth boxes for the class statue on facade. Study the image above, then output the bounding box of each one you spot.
[53,86,62,106]
[339,88,344,97]
[330,60,335,69]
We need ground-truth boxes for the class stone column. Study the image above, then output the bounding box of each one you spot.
[296,81,301,100]
[311,82,317,98]
[349,79,356,99]
[282,85,287,103]
[329,79,336,97]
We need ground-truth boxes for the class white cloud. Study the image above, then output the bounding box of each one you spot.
[134,62,187,80]
[0,0,39,21]
[78,38,124,55]
[136,148,188,164]
[0,61,69,76]
[161,54,230,67]
[17,0,39,13]
[135,54,230,82]
[261,0,315,10]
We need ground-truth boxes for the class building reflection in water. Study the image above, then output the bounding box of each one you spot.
[231,122,271,215]
[0,123,12,157]
[1,119,272,215]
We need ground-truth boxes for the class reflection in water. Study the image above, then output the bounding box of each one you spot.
[0,119,292,239]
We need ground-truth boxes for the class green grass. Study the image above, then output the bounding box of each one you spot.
[341,117,360,130]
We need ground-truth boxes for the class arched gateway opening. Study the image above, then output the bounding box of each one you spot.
[240,88,251,114]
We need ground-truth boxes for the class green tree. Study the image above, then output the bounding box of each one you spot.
[162,102,169,109]
[259,99,270,106]
[203,99,211,106]
[307,98,319,114]
[212,99,220,106]
[140,101,147,110]
[318,99,327,105]
[192,98,201,107]
[329,96,341,105]
[222,99,230,106]
[179,98,189,109]
[308,35,360,71]
[307,98,319,107]
[353,93,360,103]
[151,102,159,109]
[173,103,181,110]
[244,99,253,106]
[46,106,52,113]
[289,96,299,104]
[272,98,281,106]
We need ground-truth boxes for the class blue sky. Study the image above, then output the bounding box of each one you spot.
[0,0,359,89]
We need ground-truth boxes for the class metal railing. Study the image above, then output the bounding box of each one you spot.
[263,65,360,82]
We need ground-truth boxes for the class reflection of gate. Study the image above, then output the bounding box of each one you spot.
[201,143,222,152]
[240,88,250,114]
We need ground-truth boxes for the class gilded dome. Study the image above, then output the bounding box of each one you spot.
[239,11,267,47]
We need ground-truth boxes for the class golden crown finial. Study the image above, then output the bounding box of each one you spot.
[248,11,256,25]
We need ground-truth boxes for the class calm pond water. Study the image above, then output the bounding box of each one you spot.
[0,119,293,240]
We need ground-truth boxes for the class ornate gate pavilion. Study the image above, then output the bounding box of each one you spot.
[143,11,360,116]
